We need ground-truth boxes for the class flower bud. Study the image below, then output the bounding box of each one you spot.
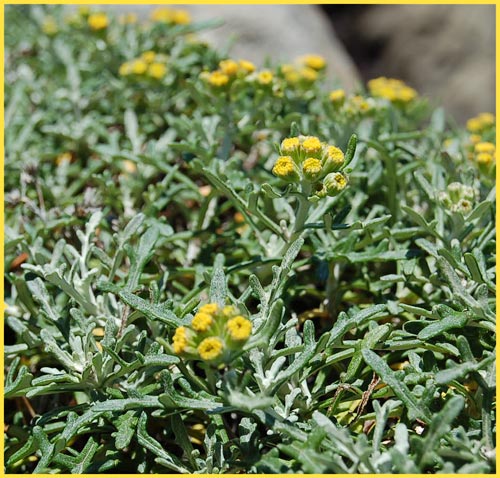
[319,172,348,197]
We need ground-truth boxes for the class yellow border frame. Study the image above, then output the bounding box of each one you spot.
[1,2,497,477]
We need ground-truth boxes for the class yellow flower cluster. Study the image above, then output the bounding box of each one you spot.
[172,303,252,362]
[466,112,495,134]
[465,114,495,173]
[281,54,326,86]
[201,58,257,88]
[119,51,168,80]
[473,141,495,171]
[272,135,348,197]
[367,77,417,103]
[88,12,109,31]
[150,7,191,25]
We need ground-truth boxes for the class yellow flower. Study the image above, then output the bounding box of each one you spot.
[206,71,229,87]
[151,7,191,25]
[192,312,213,332]
[141,51,157,63]
[466,117,483,133]
[329,89,345,104]
[302,157,322,181]
[301,136,322,154]
[147,62,167,79]
[469,134,482,145]
[238,59,256,73]
[272,156,300,181]
[257,70,273,85]
[475,142,495,155]
[398,86,417,102]
[119,62,132,76]
[368,76,417,103]
[198,337,224,361]
[172,9,191,25]
[131,59,148,75]
[281,137,300,153]
[151,7,174,22]
[88,12,108,31]
[42,17,58,36]
[120,13,138,24]
[300,67,318,82]
[226,316,252,341]
[478,112,495,126]
[476,153,494,165]
[219,59,239,76]
[327,146,345,166]
[173,326,188,354]
[199,303,219,315]
[299,54,326,71]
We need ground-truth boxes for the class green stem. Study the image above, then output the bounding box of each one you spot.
[278,182,312,257]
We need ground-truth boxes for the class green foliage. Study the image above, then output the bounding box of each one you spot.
[5,5,495,474]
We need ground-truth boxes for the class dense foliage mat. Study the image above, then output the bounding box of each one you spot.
[4,6,496,474]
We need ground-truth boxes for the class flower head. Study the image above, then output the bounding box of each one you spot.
[131,59,148,75]
[199,303,219,315]
[299,54,326,71]
[151,7,190,24]
[147,62,167,79]
[226,316,252,341]
[238,59,256,74]
[88,12,108,31]
[368,77,417,103]
[476,152,494,165]
[257,70,273,85]
[192,312,213,332]
[141,51,157,63]
[219,59,239,76]
[119,62,132,76]
[475,142,495,155]
[302,157,322,181]
[272,156,300,182]
[206,71,229,87]
[329,89,345,104]
[281,137,300,154]
[173,326,188,354]
[299,67,318,82]
[301,136,322,154]
[198,337,224,361]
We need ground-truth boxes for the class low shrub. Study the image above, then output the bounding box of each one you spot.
[4,5,496,474]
